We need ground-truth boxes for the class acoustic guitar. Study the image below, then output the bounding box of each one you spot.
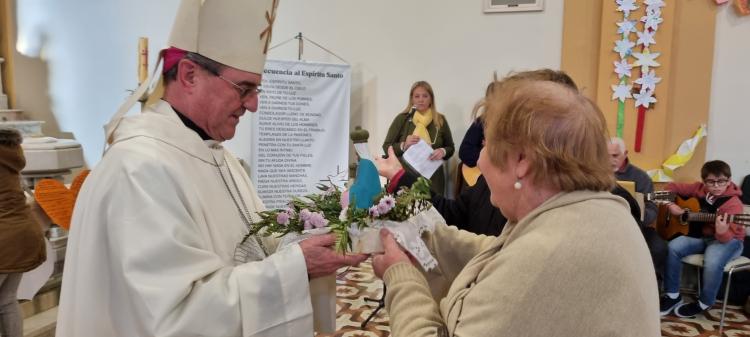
[648,191,750,240]
[461,164,482,187]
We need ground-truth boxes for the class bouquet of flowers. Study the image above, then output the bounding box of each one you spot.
[245,176,433,254]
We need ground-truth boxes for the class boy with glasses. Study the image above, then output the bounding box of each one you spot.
[659,160,745,318]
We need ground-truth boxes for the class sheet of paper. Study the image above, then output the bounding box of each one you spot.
[402,139,443,178]
[17,239,55,300]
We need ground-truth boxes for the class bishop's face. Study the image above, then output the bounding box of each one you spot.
[194,66,262,141]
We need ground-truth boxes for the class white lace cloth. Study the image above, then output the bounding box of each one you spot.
[238,208,444,271]
[350,207,443,271]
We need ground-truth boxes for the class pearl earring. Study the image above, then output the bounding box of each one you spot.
[514,179,522,190]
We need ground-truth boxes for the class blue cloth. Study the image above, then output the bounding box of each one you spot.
[664,236,743,305]
[349,159,382,209]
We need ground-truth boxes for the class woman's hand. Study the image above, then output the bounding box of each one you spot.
[667,203,685,216]
[428,148,446,161]
[403,135,421,151]
[715,213,729,234]
[372,229,412,279]
[375,146,404,179]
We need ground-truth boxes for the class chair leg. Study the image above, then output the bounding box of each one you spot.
[696,265,701,296]
[719,268,736,336]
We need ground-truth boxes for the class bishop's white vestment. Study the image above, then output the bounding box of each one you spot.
[56,100,313,337]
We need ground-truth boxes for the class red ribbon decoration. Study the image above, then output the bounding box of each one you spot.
[635,104,646,152]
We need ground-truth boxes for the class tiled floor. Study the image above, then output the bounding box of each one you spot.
[22,261,750,337]
[326,261,750,337]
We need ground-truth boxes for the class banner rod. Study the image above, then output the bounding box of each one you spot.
[297,32,303,60]
[268,33,349,65]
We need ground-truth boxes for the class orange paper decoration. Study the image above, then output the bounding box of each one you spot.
[34,170,90,230]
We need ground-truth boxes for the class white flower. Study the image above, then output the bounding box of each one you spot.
[614,59,632,79]
[614,38,635,59]
[634,90,657,108]
[617,19,638,35]
[634,70,662,92]
[636,30,656,48]
[611,83,633,102]
[633,50,661,72]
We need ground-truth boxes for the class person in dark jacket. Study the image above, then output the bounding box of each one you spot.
[381,147,505,236]
[610,184,668,285]
[0,128,46,337]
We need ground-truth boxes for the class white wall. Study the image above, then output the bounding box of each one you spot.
[706,5,750,185]
[12,0,564,170]
[269,0,564,161]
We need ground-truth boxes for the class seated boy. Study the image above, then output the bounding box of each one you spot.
[659,160,745,317]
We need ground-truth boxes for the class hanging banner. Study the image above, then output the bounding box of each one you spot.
[226,60,351,209]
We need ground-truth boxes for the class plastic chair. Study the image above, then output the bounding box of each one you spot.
[681,254,750,335]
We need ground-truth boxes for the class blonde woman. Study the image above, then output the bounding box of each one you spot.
[382,81,454,196]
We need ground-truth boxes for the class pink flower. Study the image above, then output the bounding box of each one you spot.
[369,206,380,218]
[303,221,313,230]
[276,212,290,225]
[381,195,396,208]
[377,203,390,215]
[303,211,328,229]
[311,212,329,228]
[377,196,395,215]
[299,209,312,222]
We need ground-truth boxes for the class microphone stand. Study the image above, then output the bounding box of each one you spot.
[361,284,387,329]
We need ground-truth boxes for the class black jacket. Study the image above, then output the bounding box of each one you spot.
[395,172,506,236]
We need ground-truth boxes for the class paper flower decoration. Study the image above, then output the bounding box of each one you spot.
[644,0,666,10]
[617,0,639,15]
[617,19,638,34]
[633,50,661,72]
[612,83,634,102]
[641,12,664,31]
[634,90,657,108]
[636,30,656,47]
[614,59,633,79]
[614,38,636,58]
[634,69,662,92]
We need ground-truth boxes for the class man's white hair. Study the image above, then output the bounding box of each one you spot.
[609,137,627,154]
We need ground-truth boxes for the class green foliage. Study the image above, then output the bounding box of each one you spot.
[245,177,432,253]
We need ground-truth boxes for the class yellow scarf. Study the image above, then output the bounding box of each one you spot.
[411,108,433,144]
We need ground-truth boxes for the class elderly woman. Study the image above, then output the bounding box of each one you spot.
[372,79,660,336]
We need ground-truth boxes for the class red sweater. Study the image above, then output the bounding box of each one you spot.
[665,181,745,242]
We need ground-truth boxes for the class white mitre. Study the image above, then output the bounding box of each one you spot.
[105,0,279,145]
[169,0,278,74]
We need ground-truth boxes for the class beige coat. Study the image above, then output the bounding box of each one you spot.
[383,190,660,337]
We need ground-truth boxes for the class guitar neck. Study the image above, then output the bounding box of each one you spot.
[685,212,718,223]
[684,212,744,225]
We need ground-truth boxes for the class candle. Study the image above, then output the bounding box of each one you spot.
[138,37,148,84]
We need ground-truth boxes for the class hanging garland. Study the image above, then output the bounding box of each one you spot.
[611,0,664,152]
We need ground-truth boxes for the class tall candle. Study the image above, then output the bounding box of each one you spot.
[138,38,148,84]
